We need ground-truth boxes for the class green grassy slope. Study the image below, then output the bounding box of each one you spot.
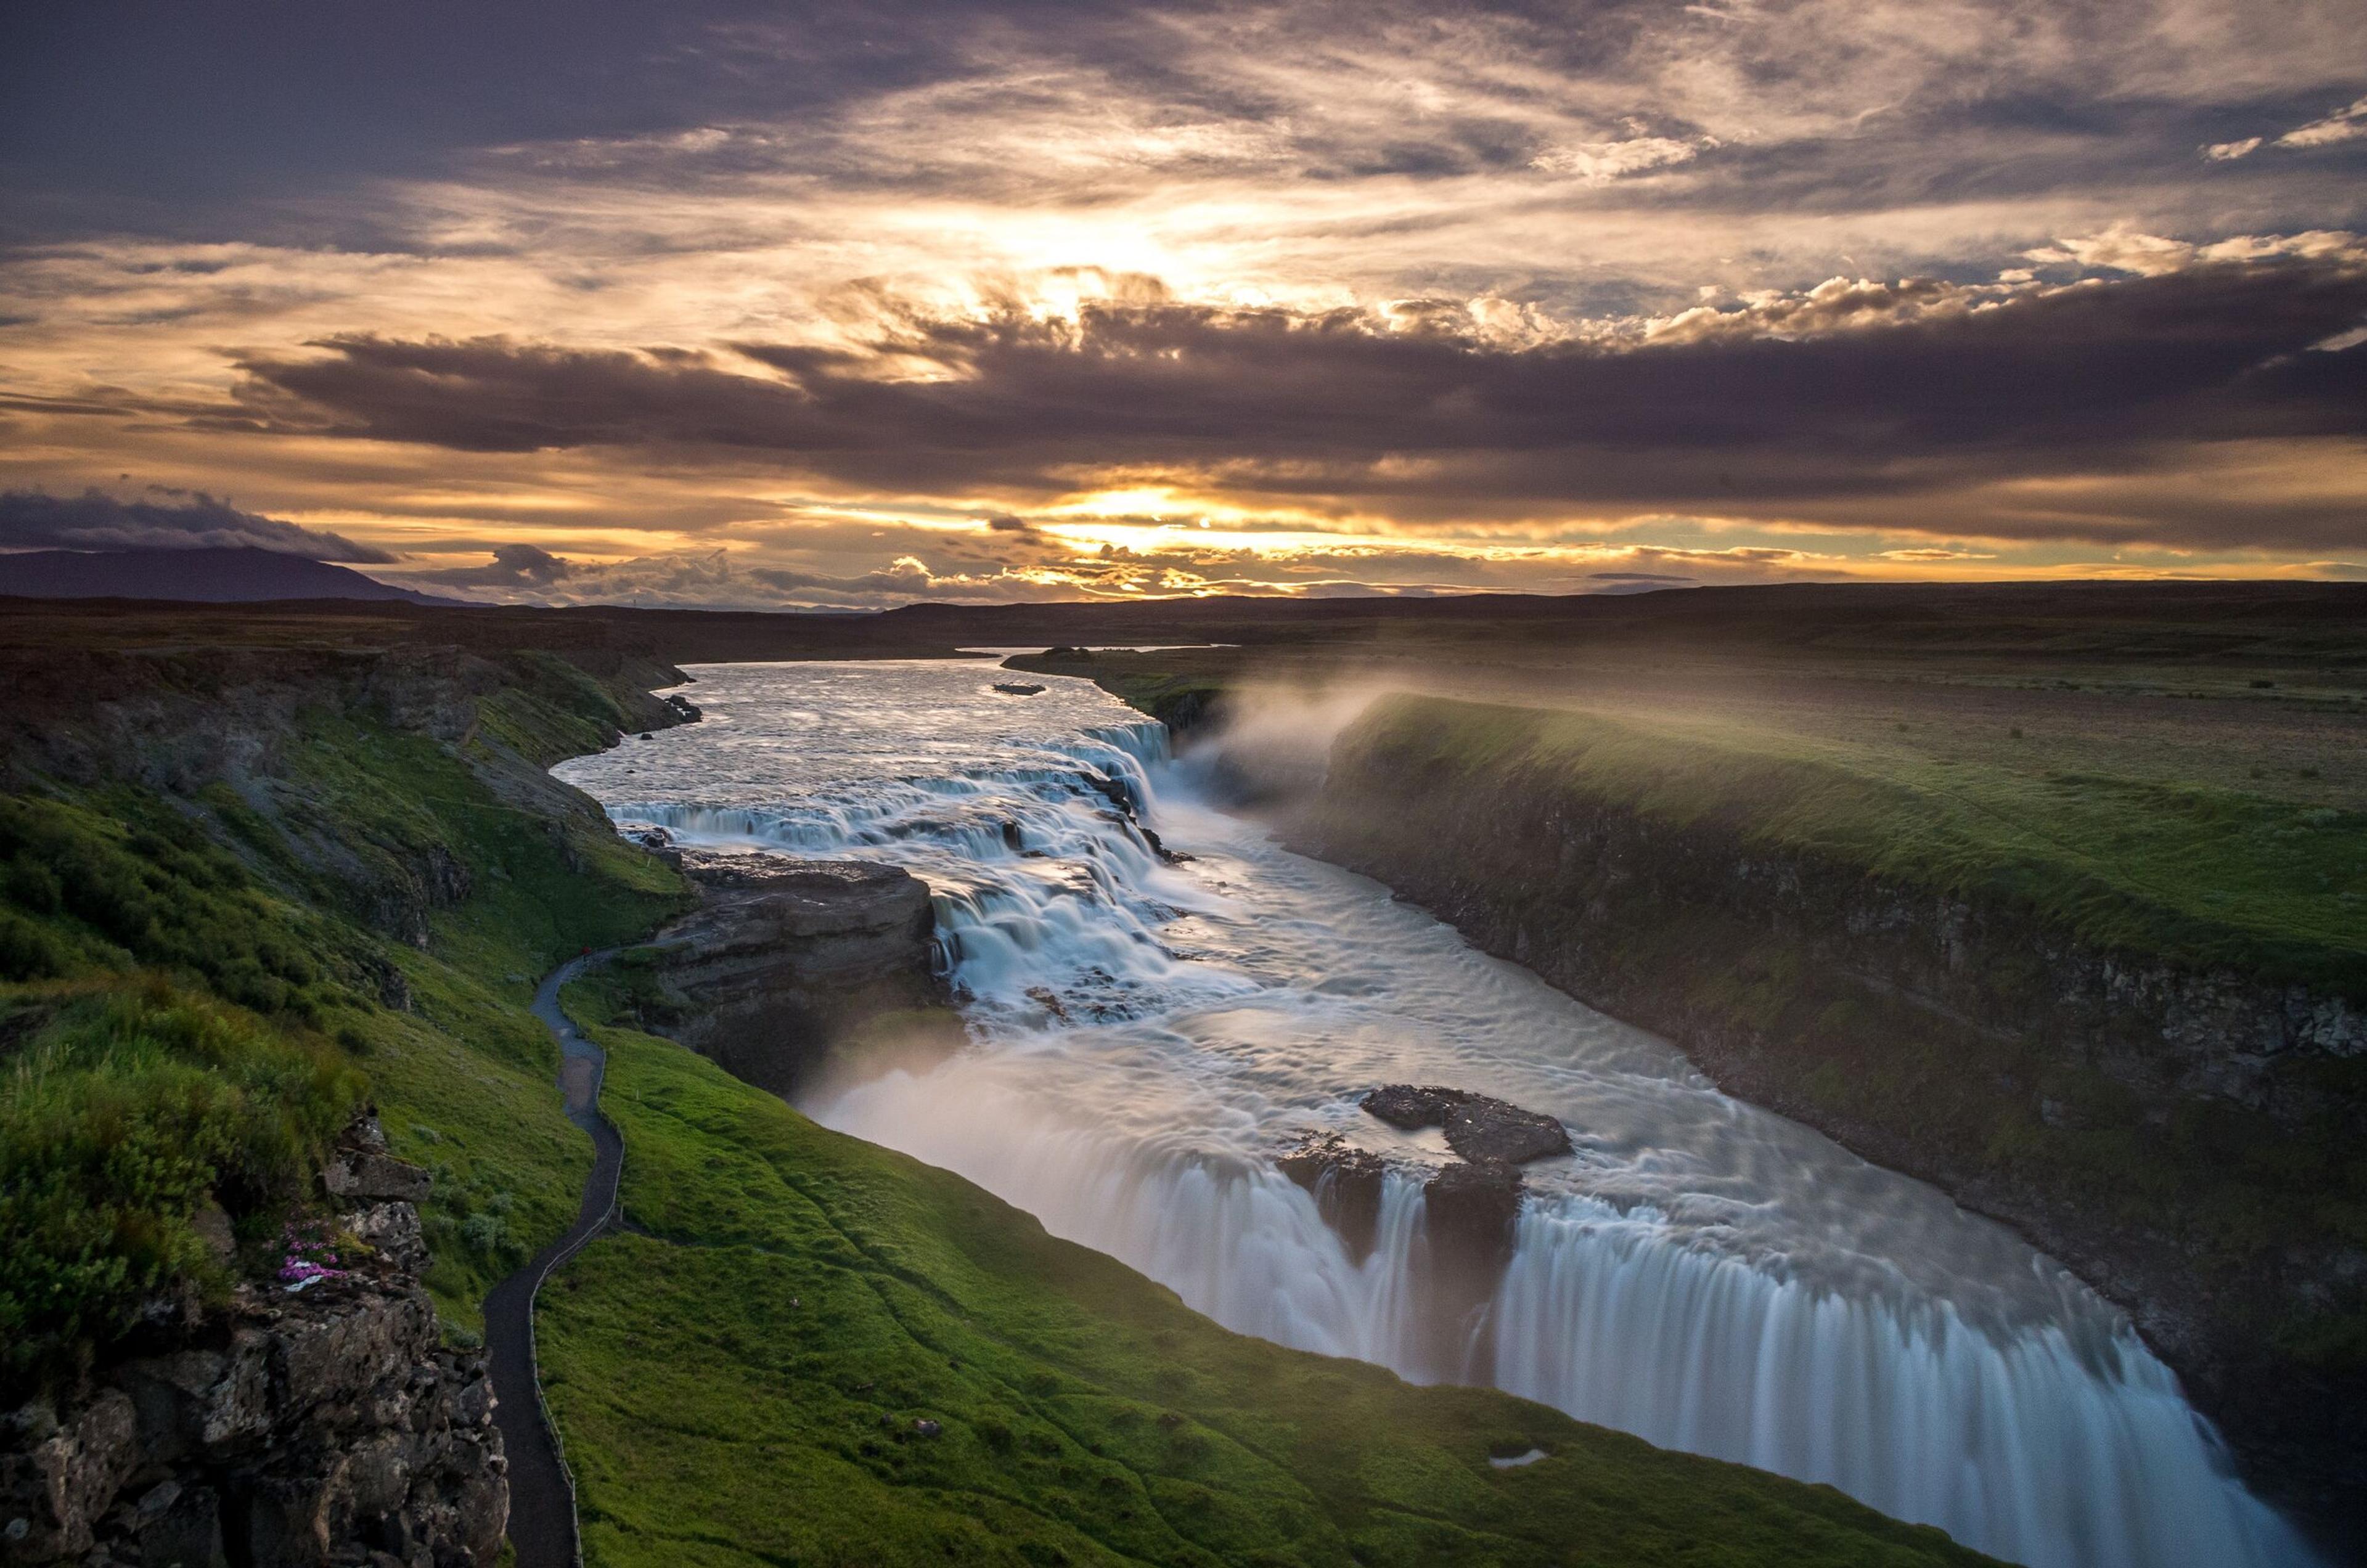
[538,974,2000,1568]
[0,655,690,1387]
[1344,694,2367,995]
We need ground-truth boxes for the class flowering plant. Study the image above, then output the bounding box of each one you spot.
[278,1220,351,1292]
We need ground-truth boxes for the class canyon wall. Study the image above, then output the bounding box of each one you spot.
[1291,698,2366,1545]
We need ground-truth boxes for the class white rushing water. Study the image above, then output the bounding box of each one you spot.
[557,659,2319,1568]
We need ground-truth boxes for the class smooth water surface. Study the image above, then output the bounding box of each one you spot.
[557,660,2318,1568]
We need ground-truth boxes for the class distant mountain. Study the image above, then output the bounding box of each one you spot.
[0,547,452,604]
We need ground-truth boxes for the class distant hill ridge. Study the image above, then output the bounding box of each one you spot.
[0,547,449,603]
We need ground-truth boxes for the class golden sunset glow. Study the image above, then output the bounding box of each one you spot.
[3,3,2363,603]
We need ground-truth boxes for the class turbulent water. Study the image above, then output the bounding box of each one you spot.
[558,660,2318,1568]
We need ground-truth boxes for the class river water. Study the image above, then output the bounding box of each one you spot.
[555,659,2318,1568]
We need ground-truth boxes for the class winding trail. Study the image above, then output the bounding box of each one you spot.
[485,952,621,1568]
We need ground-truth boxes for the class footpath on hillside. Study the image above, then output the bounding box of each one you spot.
[484,952,620,1568]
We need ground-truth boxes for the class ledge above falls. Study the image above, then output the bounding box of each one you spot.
[635,851,952,1101]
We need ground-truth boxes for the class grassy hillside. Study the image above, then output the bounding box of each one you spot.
[0,650,690,1389]
[540,971,1998,1568]
[1349,694,2367,995]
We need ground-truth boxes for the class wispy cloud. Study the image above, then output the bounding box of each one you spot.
[2201,92,2367,160]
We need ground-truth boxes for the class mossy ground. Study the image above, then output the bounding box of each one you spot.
[1340,694,2367,995]
[538,972,1999,1568]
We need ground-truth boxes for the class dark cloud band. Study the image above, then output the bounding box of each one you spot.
[223,258,2367,550]
[0,488,394,562]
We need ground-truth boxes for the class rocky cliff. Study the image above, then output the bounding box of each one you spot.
[1,1119,506,1568]
[616,851,951,1100]
[1297,707,2367,1546]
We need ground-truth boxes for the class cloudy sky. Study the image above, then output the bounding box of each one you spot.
[2,0,2362,606]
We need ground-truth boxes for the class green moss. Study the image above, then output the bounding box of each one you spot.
[537,979,1998,1568]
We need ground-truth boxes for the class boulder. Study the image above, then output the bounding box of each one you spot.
[1442,1100,1571,1166]
[1360,1084,1570,1164]
[1361,1084,1466,1130]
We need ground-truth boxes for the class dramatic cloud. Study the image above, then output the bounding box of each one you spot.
[1531,134,1716,183]
[4,1,2365,600]
[0,488,394,561]
[217,256,2367,549]
[406,541,576,588]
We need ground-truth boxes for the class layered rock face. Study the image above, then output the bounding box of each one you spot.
[1,1123,506,1568]
[642,853,947,1099]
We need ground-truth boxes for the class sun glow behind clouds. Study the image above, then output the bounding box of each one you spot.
[2,0,2365,602]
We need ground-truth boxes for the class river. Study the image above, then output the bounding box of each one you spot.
[555,658,2318,1568]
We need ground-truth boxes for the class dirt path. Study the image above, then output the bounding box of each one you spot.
[484,952,621,1568]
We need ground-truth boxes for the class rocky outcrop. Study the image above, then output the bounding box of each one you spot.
[1420,1160,1525,1284]
[1,1121,506,1568]
[1277,1085,1568,1370]
[1360,1085,1573,1166]
[642,853,948,1099]
[1275,1135,1388,1262]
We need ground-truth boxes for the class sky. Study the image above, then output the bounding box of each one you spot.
[1,0,2362,608]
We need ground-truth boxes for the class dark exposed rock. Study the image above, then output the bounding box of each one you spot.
[991,682,1045,696]
[0,1391,137,1561]
[644,854,948,1099]
[321,1150,430,1206]
[1361,1084,1466,1130]
[1444,1100,1571,1166]
[1405,1159,1525,1384]
[617,823,682,870]
[1081,770,1136,817]
[1360,1085,1571,1165]
[1275,1133,1388,1262]
[1421,1160,1524,1281]
[662,694,701,722]
[1138,827,1193,866]
[1,1119,505,1568]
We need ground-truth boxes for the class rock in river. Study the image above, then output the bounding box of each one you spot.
[1359,1084,1572,1166]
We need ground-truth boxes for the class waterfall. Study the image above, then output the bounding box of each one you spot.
[563,660,2321,1568]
